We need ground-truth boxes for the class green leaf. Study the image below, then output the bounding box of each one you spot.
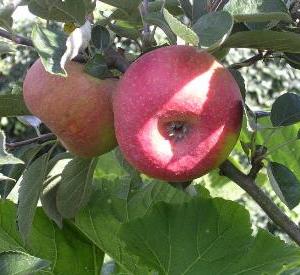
[0,200,103,274]
[284,53,300,69]
[224,0,291,29]
[267,162,300,209]
[109,20,141,40]
[228,69,246,101]
[0,41,15,54]
[120,197,300,274]
[91,25,111,51]
[0,173,15,182]
[0,131,23,166]
[108,8,142,30]
[84,53,109,79]
[192,0,208,24]
[179,0,192,20]
[239,12,291,26]
[271,93,300,127]
[17,153,48,241]
[240,140,251,157]
[223,31,300,53]
[193,11,233,50]
[41,179,63,228]
[0,251,50,274]
[94,148,132,179]
[224,0,289,16]
[83,0,97,14]
[0,4,14,31]
[75,179,189,274]
[164,0,182,15]
[211,47,230,61]
[227,230,300,274]
[195,169,231,190]
[245,117,300,186]
[56,157,98,218]
[285,53,300,66]
[282,268,300,275]
[18,0,31,6]
[114,147,141,183]
[100,0,140,12]
[0,144,47,199]
[31,24,67,76]
[144,11,177,44]
[163,9,199,46]
[28,0,90,25]
[41,156,72,228]
[0,94,30,117]
[244,104,258,132]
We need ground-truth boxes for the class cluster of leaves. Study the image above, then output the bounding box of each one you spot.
[1,0,300,273]
[2,146,300,274]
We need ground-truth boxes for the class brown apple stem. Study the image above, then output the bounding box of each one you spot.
[6,133,57,150]
[219,160,300,246]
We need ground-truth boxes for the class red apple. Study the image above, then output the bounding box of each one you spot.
[23,59,118,158]
[114,45,243,182]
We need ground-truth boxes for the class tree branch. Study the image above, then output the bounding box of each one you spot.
[229,51,272,70]
[255,110,271,118]
[0,29,129,73]
[6,133,56,150]
[0,29,33,47]
[220,160,300,245]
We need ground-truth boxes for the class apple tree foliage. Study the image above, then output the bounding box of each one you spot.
[1,0,300,274]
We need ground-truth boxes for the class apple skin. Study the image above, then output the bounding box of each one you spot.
[23,59,118,158]
[114,45,243,182]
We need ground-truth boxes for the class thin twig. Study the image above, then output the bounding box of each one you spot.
[220,160,300,245]
[0,29,33,47]
[139,0,153,49]
[142,0,150,35]
[6,133,56,150]
[255,110,271,118]
[229,51,272,70]
[0,29,130,73]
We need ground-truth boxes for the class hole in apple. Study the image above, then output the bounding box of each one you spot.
[166,121,189,141]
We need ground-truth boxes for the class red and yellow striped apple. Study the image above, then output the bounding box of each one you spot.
[114,45,243,182]
[23,59,117,158]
